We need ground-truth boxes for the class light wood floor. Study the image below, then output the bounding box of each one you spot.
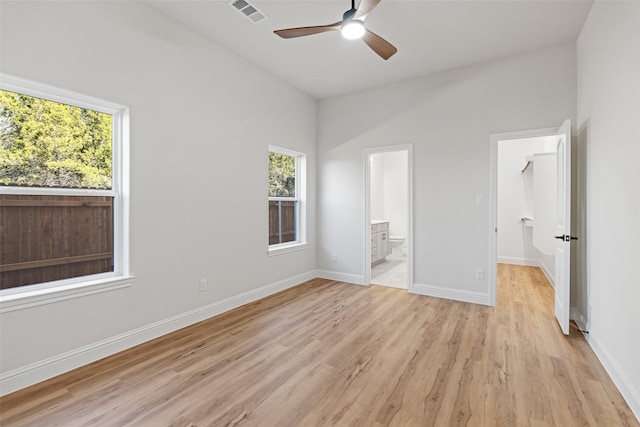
[1,264,637,426]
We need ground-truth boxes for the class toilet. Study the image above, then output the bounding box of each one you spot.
[389,236,406,257]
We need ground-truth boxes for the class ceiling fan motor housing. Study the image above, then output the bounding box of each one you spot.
[342,8,356,21]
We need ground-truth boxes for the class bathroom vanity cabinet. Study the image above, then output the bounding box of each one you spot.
[371,221,389,265]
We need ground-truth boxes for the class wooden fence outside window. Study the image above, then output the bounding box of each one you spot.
[268,200,296,245]
[0,194,114,290]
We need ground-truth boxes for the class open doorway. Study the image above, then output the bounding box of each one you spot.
[496,135,558,285]
[364,145,413,290]
[489,120,573,335]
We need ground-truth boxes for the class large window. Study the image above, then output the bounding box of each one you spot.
[0,75,130,303]
[268,147,306,254]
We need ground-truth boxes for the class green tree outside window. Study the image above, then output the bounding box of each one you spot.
[0,89,112,189]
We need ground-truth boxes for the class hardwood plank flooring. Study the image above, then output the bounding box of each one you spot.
[1,264,637,426]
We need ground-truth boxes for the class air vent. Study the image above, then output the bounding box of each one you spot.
[231,0,248,10]
[249,12,265,23]
[228,0,268,24]
[241,6,257,16]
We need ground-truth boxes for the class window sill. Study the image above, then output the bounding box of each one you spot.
[0,275,134,314]
[268,242,308,257]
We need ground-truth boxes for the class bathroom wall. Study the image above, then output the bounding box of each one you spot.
[370,151,408,239]
[370,154,385,221]
[382,151,408,239]
[497,136,557,283]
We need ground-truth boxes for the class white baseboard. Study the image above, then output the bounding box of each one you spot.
[538,260,555,288]
[0,270,317,397]
[584,331,640,422]
[413,283,490,306]
[497,256,539,266]
[568,308,639,422]
[315,269,366,285]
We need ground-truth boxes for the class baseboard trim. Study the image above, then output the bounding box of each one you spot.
[0,270,317,397]
[315,270,366,285]
[584,331,640,422]
[538,260,555,288]
[412,283,490,306]
[497,256,539,266]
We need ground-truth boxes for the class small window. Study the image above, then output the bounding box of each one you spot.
[268,147,306,254]
[0,75,129,295]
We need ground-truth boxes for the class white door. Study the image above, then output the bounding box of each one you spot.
[554,119,572,335]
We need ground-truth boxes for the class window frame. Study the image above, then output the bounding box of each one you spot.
[0,75,132,313]
[268,146,307,256]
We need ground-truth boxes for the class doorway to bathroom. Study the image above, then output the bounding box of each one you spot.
[364,145,413,290]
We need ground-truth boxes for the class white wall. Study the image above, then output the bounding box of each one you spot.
[497,136,555,281]
[318,43,576,303]
[370,151,408,239]
[370,154,385,220]
[576,2,640,418]
[382,151,408,240]
[0,1,317,392]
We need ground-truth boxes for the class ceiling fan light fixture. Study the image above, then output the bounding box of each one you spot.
[274,0,397,60]
[341,20,365,40]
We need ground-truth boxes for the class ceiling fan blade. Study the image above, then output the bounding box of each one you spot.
[362,29,397,60]
[274,22,342,39]
[354,0,381,19]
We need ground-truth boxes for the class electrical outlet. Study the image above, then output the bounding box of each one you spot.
[331,253,337,262]
[475,269,484,280]
[199,278,208,292]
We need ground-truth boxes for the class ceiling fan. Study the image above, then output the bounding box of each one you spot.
[273,0,397,60]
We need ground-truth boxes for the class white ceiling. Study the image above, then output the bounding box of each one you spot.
[149,0,593,99]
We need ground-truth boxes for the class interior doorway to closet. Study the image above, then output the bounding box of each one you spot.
[364,145,413,290]
[489,120,573,335]
[497,135,558,284]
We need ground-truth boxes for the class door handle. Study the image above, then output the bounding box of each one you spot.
[555,235,579,242]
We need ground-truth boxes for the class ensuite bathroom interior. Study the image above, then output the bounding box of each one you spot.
[370,150,408,289]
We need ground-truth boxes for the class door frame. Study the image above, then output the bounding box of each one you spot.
[488,127,558,306]
[364,144,414,291]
